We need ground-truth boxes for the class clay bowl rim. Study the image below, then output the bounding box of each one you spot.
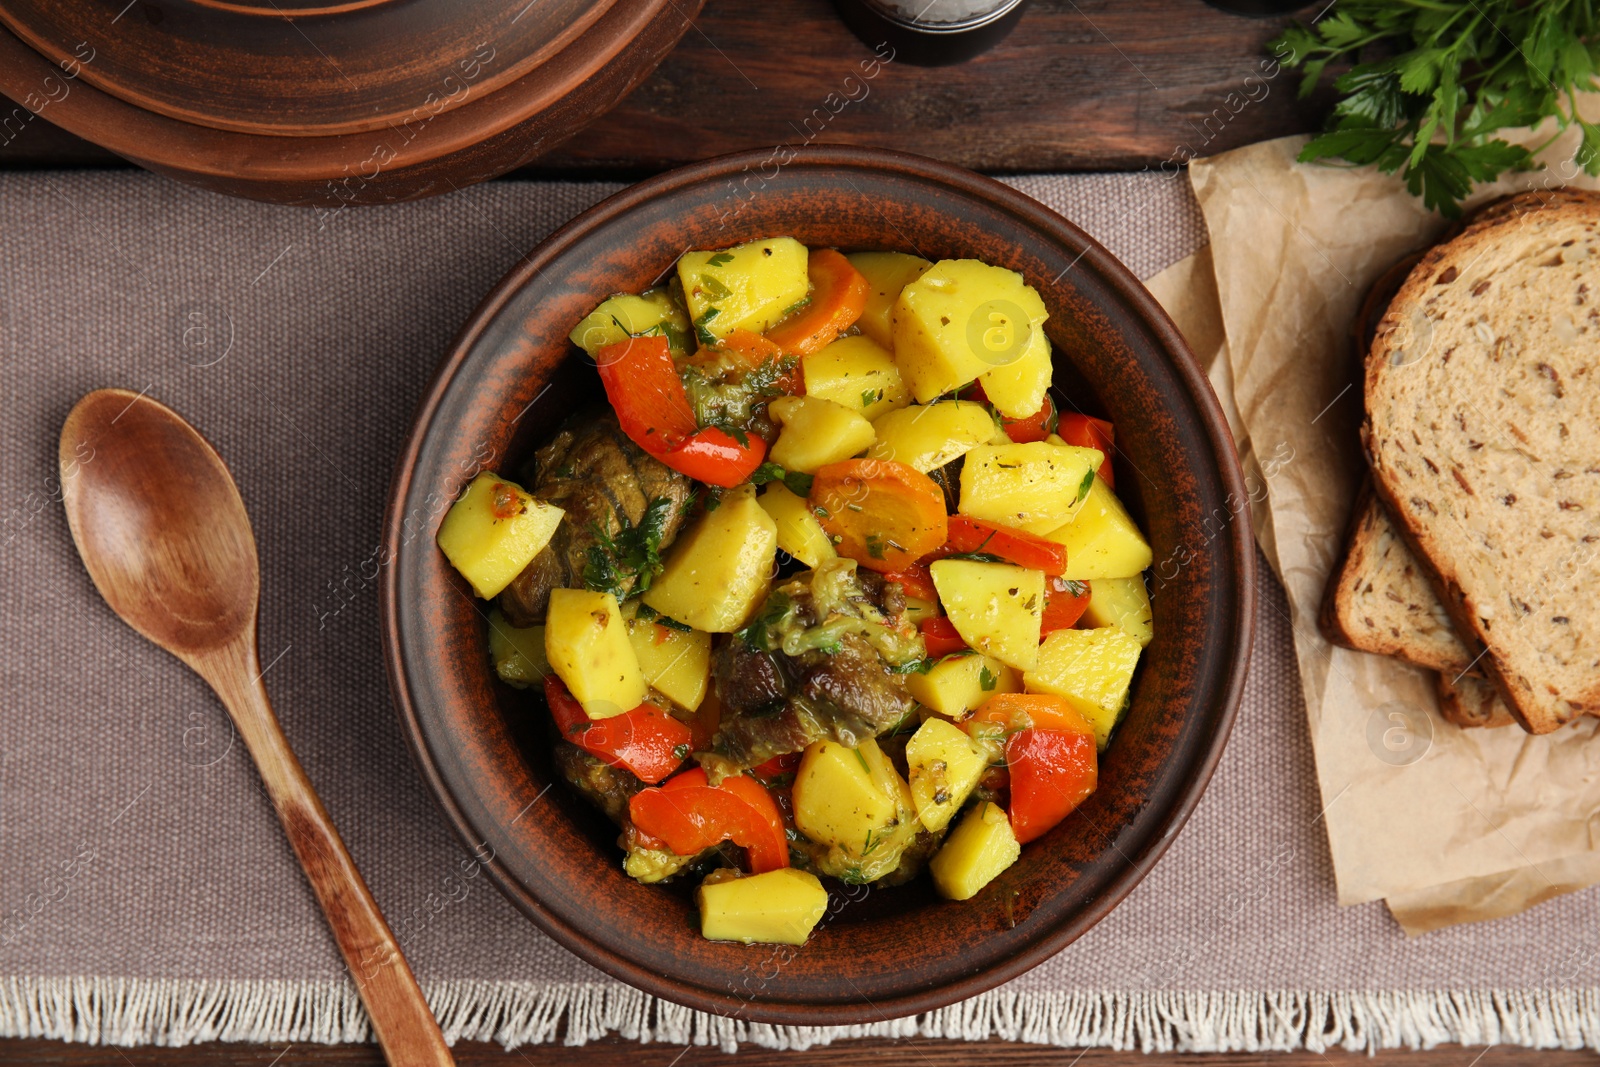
[380,145,1255,1024]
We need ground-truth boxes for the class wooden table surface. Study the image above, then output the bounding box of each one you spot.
[2,2,1545,1065]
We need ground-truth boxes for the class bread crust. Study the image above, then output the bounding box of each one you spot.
[1435,671,1516,729]
[1364,188,1600,734]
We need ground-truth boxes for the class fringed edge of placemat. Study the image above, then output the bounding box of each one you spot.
[1,980,1598,1053]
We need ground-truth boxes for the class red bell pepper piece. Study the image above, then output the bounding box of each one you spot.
[750,751,800,784]
[544,677,692,785]
[919,616,969,659]
[1004,727,1098,844]
[765,249,870,357]
[1040,576,1092,634]
[594,335,697,456]
[882,560,938,602]
[595,334,768,487]
[661,426,767,487]
[1000,395,1058,443]
[942,515,1067,576]
[628,767,789,873]
[1057,413,1115,488]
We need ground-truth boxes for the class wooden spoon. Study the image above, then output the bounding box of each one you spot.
[59,388,455,1067]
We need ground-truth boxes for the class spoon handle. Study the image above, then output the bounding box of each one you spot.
[199,637,455,1067]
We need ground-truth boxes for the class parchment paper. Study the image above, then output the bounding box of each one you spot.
[1182,111,1600,931]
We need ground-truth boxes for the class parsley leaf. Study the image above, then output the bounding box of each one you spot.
[750,461,814,498]
[582,496,675,600]
[706,252,735,267]
[1272,0,1600,216]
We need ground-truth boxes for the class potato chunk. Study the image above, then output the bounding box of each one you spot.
[1080,575,1154,647]
[1023,626,1143,749]
[643,484,777,633]
[905,717,988,833]
[768,395,876,473]
[436,472,564,599]
[959,441,1102,534]
[544,589,647,719]
[568,288,690,357]
[865,401,999,473]
[486,609,549,690]
[891,259,1049,414]
[800,334,910,421]
[977,328,1053,420]
[1041,475,1153,579]
[792,738,918,883]
[929,560,1044,672]
[905,652,1019,718]
[678,237,810,341]
[758,483,835,568]
[697,868,829,946]
[623,605,712,712]
[847,251,931,349]
[930,801,1020,900]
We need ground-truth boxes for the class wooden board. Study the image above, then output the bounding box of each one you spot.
[0,0,1332,177]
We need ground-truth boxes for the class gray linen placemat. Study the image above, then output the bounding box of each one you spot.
[0,170,1595,1054]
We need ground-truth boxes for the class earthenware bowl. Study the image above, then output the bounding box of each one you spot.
[381,145,1254,1023]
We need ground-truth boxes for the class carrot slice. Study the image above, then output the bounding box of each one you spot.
[942,515,1067,575]
[809,458,948,573]
[765,249,870,356]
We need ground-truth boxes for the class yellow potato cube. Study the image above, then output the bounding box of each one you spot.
[929,560,1044,672]
[865,400,999,473]
[758,483,836,568]
[644,484,777,633]
[847,251,931,349]
[436,472,564,599]
[801,334,910,421]
[568,288,690,357]
[891,259,1049,408]
[792,738,899,848]
[623,606,712,712]
[678,237,810,341]
[544,589,647,720]
[1081,576,1154,647]
[697,868,829,946]
[905,717,988,833]
[930,801,1020,901]
[905,652,1019,718]
[1024,626,1142,749]
[768,395,876,473]
[977,325,1053,419]
[1041,476,1153,579]
[486,609,549,690]
[901,596,941,627]
[958,442,1102,534]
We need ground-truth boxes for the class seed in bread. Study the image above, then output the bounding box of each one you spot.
[1365,188,1600,734]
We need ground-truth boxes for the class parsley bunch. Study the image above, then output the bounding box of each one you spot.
[1273,0,1600,215]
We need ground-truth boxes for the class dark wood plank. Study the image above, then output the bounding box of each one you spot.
[0,1036,1591,1065]
[0,0,1331,177]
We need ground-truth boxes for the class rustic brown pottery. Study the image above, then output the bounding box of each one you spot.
[0,0,701,204]
[381,146,1255,1023]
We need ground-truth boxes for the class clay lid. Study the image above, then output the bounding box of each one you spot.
[0,0,615,136]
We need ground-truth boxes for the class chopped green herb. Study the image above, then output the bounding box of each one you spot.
[779,294,812,319]
[979,664,998,691]
[693,307,721,347]
[706,252,735,268]
[852,747,872,776]
[940,551,1003,564]
[583,496,675,600]
[750,461,814,499]
[865,534,886,560]
[634,602,693,632]
[672,743,691,761]
[888,657,935,675]
[698,274,732,300]
[861,388,884,408]
[1075,469,1096,504]
[1063,578,1089,598]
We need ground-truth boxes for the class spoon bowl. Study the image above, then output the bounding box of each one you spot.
[60,388,454,1067]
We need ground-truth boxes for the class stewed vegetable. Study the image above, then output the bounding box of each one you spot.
[439,237,1157,947]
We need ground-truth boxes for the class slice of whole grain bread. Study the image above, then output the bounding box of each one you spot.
[1320,481,1476,675]
[1435,671,1516,729]
[1365,187,1600,734]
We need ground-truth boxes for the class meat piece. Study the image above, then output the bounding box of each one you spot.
[704,559,922,774]
[552,741,643,826]
[499,410,694,625]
